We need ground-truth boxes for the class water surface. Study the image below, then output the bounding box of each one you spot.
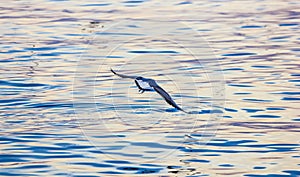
[0,0,299,176]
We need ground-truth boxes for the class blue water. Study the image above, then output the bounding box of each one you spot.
[0,0,299,176]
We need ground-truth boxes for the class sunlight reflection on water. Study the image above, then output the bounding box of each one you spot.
[0,0,299,176]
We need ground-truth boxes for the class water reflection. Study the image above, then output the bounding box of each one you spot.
[0,0,299,176]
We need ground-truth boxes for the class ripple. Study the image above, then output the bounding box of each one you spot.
[207,140,257,147]
[219,164,234,167]
[0,172,35,176]
[42,154,85,159]
[223,67,244,71]
[71,162,114,168]
[81,3,111,6]
[245,173,291,177]
[228,84,254,87]
[253,166,266,169]
[116,166,163,174]
[288,79,300,83]
[176,1,192,5]
[0,98,29,105]
[15,164,51,169]
[243,98,273,102]
[25,102,73,108]
[0,154,29,163]
[225,108,238,112]
[241,25,264,28]
[0,136,37,143]
[250,115,281,118]
[234,92,252,95]
[251,65,273,68]
[270,36,291,42]
[272,91,300,95]
[104,160,132,164]
[242,108,264,113]
[222,52,256,56]
[130,142,177,149]
[0,80,47,87]
[281,97,300,101]
[266,107,285,110]
[24,47,57,51]
[124,0,143,2]
[97,32,144,36]
[279,23,298,26]
[183,159,210,163]
[128,50,179,54]
[282,170,300,176]
[200,109,223,114]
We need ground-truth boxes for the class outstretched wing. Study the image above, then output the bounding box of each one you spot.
[111,68,138,79]
[152,84,188,113]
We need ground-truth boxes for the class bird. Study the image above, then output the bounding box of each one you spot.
[111,68,189,113]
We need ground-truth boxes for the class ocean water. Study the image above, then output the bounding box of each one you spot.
[0,0,299,176]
